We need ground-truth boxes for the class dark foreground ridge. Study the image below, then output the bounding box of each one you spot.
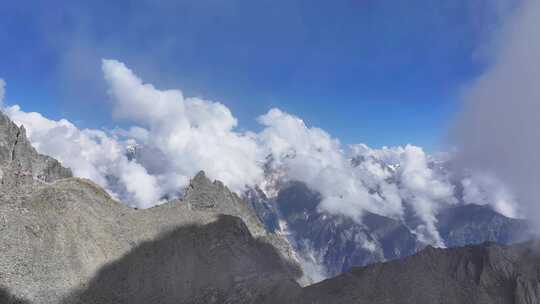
[297,241,540,304]
[0,287,30,304]
[3,236,539,304]
[60,238,540,304]
[62,215,301,304]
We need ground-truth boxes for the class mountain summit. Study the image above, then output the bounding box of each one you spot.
[0,112,72,188]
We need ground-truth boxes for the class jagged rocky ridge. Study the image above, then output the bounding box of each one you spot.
[0,113,72,187]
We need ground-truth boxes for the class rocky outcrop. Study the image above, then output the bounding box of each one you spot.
[181,171,302,282]
[297,241,540,304]
[183,171,268,237]
[0,176,301,303]
[0,111,72,189]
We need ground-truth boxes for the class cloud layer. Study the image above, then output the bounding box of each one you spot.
[452,0,540,232]
[1,58,522,246]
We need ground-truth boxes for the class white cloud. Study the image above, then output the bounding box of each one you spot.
[5,105,161,208]
[257,108,378,220]
[257,110,459,246]
[102,59,264,194]
[397,146,456,247]
[452,0,540,232]
[2,57,526,247]
[5,59,267,208]
[3,61,265,209]
[461,172,520,218]
[350,144,458,246]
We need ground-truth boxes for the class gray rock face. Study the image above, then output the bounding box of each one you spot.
[0,111,72,189]
[0,176,301,303]
[184,171,268,237]
[181,171,301,277]
[297,241,540,304]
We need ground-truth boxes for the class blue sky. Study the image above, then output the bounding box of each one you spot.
[0,0,516,151]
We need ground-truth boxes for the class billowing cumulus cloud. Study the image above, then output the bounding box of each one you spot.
[349,144,458,246]
[397,146,456,246]
[258,110,459,246]
[5,105,161,207]
[102,59,264,194]
[452,0,540,232]
[0,57,523,247]
[3,60,267,208]
[258,109,393,220]
[259,109,366,215]
[1,60,267,208]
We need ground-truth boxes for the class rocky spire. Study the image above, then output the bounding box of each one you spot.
[0,111,72,189]
[183,170,302,281]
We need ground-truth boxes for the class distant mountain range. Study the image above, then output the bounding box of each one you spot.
[244,158,530,280]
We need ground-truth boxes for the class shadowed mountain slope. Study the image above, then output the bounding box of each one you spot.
[297,241,540,304]
[62,215,300,304]
[0,287,30,304]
